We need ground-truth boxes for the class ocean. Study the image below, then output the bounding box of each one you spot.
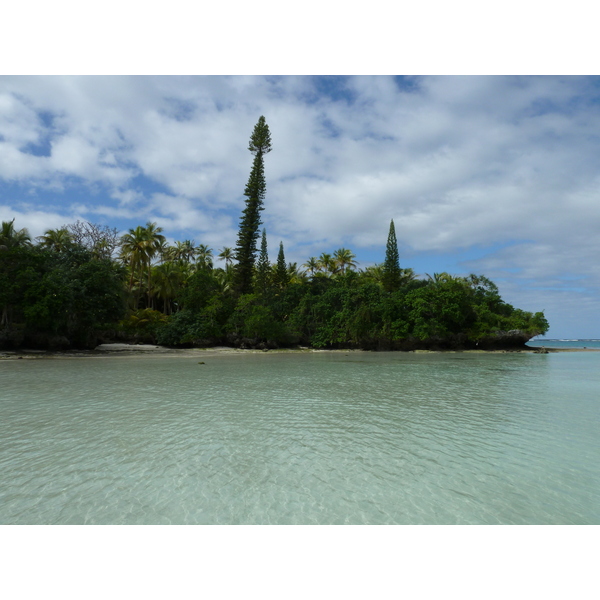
[1,350,598,524]
[527,338,600,349]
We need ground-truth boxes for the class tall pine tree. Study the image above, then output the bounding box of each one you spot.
[234,116,272,294]
[382,219,401,292]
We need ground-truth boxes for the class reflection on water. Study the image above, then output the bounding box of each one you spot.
[1,351,599,524]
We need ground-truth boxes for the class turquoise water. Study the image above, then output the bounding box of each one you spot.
[527,339,600,349]
[1,351,598,524]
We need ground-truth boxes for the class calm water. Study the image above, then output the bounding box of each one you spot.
[527,339,600,349]
[1,351,598,524]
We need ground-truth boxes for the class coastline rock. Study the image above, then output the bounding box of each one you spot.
[474,330,533,350]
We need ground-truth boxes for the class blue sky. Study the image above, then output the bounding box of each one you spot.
[1,75,599,338]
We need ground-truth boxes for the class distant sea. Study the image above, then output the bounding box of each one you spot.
[526,339,600,349]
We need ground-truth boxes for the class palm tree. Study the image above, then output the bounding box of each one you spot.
[218,246,234,268]
[157,239,171,264]
[288,262,308,285]
[303,256,319,277]
[0,219,32,250]
[361,263,385,285]
[143,222,166,257]
[152,261,185,315]
[120,222,165,308]
[214,267,234,295]
[399,267,417,286]
[37,228,73,252]
[317,252,336,276]
[120,226,149,297]
[195,244,213,270]
[426,272,455,285]
[141,222,166,308]
[333,248,357,275]
[361,264,415,288]
[171,240,197,263]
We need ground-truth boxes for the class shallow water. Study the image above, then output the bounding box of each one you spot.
[1,351,598,524]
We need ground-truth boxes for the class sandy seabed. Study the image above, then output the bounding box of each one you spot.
[1,342,598,360]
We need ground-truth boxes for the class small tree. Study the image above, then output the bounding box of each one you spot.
[333,247,357,275]
[254,229,271,295]
[382,219,401,292]
[66,220,119,259]
[275,241,290,289]
[0,219,32,249]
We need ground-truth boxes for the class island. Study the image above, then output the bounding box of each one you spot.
[0,117,548,352]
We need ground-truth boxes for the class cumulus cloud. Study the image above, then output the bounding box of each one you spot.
[1,75,599,336]
[0,205,85,239]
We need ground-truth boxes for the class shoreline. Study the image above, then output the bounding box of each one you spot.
[1,343,599,360]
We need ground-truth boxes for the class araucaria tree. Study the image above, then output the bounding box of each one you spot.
[234,116,272,294]
[275,241,290,289]
[254,228,270,294]
[382,219,401,292]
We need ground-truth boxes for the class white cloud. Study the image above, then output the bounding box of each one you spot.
[0,205,84,239]
[50,136,99,175]
[2,75,600,335]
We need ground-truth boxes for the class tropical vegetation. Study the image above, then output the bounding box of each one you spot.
[0,117,549,350]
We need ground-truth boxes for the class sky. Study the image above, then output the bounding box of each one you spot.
[1,4,596,593]
[1,75,599,338]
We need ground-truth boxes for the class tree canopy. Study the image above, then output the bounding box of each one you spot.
[0,119,549,351]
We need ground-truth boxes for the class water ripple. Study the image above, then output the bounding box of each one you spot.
[1,352,599,524]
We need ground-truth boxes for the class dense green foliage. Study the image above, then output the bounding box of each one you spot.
[0,119,549,351]
[0,216,549,351]
[1,244,126,348]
